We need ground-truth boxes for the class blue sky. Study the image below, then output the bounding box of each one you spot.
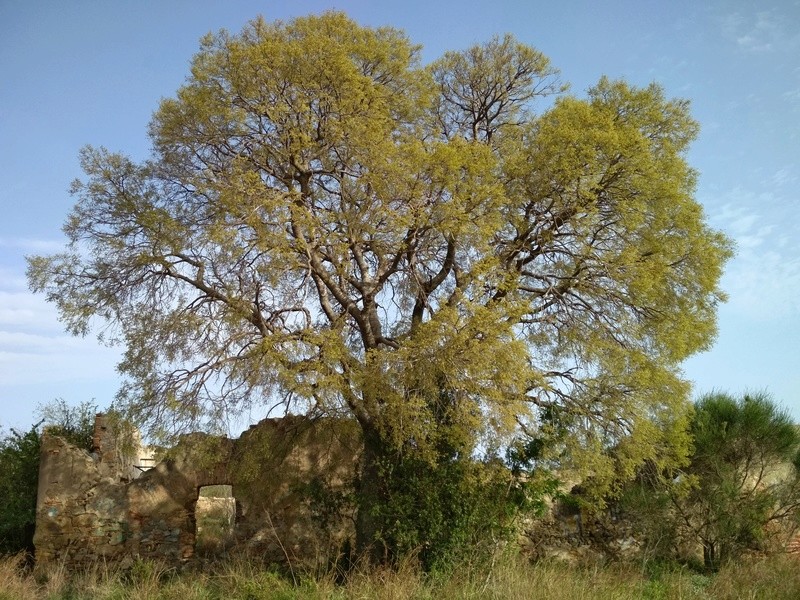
[1,0,798,431]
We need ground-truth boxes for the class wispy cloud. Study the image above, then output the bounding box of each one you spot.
[0,266,28,292]
[736,14,778,52]
[721,8,800,54]
[770,167,797,188]
[711,198,800,320]
[0,344,120,386]
[0,237,65,253]
[0,288,68,334]
[0,262,121,388]
[783,87,800,104]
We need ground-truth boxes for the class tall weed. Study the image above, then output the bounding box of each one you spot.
[2,551,799,599]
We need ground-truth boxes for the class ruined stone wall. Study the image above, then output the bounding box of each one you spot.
[90,413,151,482]
[34,415,360,570]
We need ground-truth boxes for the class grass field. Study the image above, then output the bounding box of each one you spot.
[3,551,800,600]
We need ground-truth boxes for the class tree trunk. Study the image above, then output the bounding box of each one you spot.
[354,423,389,565]
[703,541,717,570]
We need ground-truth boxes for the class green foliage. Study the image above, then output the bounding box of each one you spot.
[37,398,97,451]
[691,392,799,471]
[199,484,234,498]
[302,476,356,536]
[620,462,686,563]
[683,391,800,569]
[623,391,800,570]
[371,452,539,572]
[362,381,557,571]
[373,458,547,573]
[0,425,41,555]
[27,11,732,561]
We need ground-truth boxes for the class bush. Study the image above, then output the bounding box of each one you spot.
[0,425,41,555]
[38,398,97,450]
[366,433,559,574]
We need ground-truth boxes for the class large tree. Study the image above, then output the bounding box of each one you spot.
[28,12,731,558]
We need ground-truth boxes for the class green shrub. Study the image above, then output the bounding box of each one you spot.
[38,398,97,451]
[0,426,41,555]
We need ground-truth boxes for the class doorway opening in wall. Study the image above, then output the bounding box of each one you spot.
[195,485,236,558]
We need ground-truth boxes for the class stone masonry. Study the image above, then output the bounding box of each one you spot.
[33,414,359,570]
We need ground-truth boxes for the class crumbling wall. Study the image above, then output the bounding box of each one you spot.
[520,484,644,565]
[90,413,149,482]
[34,414,360,570]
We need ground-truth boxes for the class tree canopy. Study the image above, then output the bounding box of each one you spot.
[27,12,732,558]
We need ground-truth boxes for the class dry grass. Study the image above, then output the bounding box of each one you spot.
[0,554,37,600]
[1,552,799,600]
[705,554,800,600]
